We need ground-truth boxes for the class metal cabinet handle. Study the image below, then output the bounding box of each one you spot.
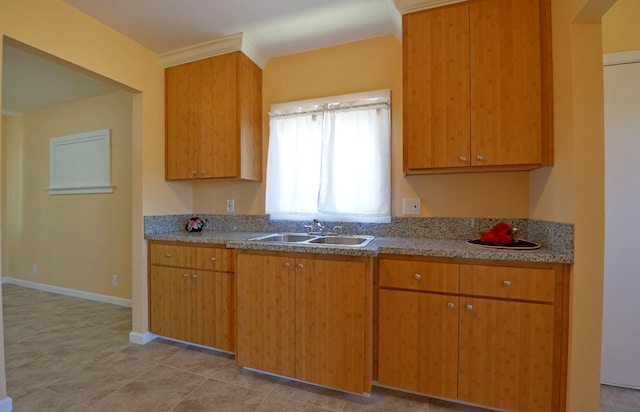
[192,274,198,279]
[210,257,217,263]
[165,253,172,258]
[503,280,511,287]
[459,156,467,162]
[448,302,455,309]
[298,263,304,270]
[476,155,485,161]
[414,274,422,280]
[283,262,291,269]
[183,273,189,278]
[466,304,473,311]
[200,170,206,176]
[191,170,197,176]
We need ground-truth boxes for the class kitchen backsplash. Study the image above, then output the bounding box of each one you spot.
[144,214,574,256]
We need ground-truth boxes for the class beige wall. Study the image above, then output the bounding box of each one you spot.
[602,0,640,53]
[2,91,133,299]
[194,35,532,218]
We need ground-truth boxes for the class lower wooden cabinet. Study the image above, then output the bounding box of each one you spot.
[148,241,235,352]
[458,297,554,411]
[378,289,458,398]
[377,257,569,412]
[236,250,372,394]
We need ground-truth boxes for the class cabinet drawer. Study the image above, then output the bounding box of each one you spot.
[150,243,234,272]
[459,265,555,302]
[379,259,458,293]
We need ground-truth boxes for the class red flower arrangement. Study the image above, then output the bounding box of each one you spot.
[480,222,519,246]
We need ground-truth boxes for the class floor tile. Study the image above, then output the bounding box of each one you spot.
[173,378,265,412]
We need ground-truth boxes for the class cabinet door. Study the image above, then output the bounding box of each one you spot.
[190,270,236,351]
[149,266,190,341]
[165,60,201,180]
[378,289,458,398]
[458,297,554,412]
[403,4,470,170]
[199,53,238,178]
[469,0,542,166]
[295,258,366,393]
[236,253,296,377]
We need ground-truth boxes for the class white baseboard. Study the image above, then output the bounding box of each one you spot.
[2,277,132,308]
[129,331,157,345]
[0,396,12,412]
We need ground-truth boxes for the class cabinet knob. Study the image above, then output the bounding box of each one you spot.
[283,262,290,269]
[459,156,467,162]
[165,253,172,258]
[200,170,206,176]
[210,257,217,263]
[183,273,189,278]
[191,170,197,176]
[466,304,473,311]
[503,280,511,287]
[448,302,455,309]
[192,274,198,279]
[298,263,304,270]
[414,274,422,280]
[476,155,485,161]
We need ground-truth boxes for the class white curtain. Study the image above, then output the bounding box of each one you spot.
[265,93,390,223]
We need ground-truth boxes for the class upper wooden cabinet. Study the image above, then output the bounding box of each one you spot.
[165,51,262,181]
[403,0,553,173]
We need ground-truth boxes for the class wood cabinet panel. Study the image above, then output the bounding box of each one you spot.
[149,266,189,341]
[191,270,235,351]
[460,264,555,302]
[458,297,554,412]
[378,289,458,398]
[403,3,470,170]
[236,253,296,377]
[199,53,237,178]
[295,258,367,394]
[379,259,459,293]
[469,0,542,166]
[150,243,234,272]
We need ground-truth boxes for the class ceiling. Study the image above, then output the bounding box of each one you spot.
[2,0,401,115]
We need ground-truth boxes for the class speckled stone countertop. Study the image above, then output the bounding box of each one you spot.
[145,230,573,264]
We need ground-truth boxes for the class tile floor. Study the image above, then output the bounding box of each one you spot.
[2,283,638,411]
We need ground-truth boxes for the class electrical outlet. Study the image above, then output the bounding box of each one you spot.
[402,198,421,215]
[112,275,118,287]
[226,199,235,213]
[32,264,37,274]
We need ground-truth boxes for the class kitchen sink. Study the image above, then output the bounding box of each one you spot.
[308,235,374,246]
[248,233,375,248]
[249,233,317,243]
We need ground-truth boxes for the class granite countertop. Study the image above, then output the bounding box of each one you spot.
[145,231,574,264]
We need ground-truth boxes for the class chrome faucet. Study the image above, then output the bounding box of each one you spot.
[304,219,342,236]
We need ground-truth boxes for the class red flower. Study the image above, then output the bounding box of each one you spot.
[480,222,514,245]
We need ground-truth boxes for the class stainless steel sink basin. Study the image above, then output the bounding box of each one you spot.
[248,233,375,248]
[308,235,374,246]
[249,233,316,243]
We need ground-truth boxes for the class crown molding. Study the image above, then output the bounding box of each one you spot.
[393,0,469,14]
[159,32,266,69]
